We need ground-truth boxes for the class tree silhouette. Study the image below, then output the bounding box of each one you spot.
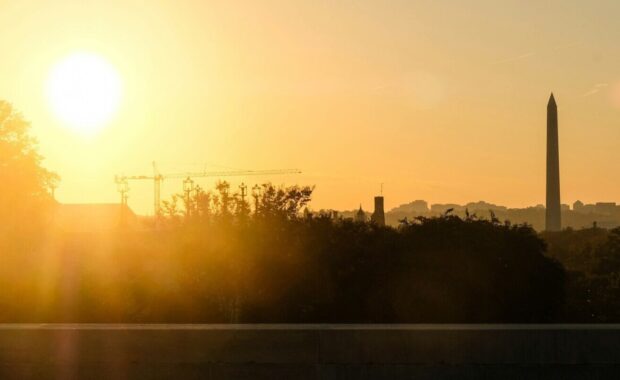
[0,101,58,234]
[256,183,313,219]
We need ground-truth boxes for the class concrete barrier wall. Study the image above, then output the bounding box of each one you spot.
[1,324,620,379]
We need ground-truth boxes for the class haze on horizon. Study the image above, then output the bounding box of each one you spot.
[1,0,619,215]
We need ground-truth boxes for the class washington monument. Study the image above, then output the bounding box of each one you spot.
[546,93,561,231]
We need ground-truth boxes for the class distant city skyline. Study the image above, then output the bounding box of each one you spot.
[340,197,620,231]
[345,198,619,214]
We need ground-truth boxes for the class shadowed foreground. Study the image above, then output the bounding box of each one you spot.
[1,324,620,379]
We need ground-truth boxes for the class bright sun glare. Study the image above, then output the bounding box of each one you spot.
[47,52,122,134]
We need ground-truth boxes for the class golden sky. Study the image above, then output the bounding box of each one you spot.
[1,1,619,214]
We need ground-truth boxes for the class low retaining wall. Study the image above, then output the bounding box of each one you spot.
[1,324,620,379]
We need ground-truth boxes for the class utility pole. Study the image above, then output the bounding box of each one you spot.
[183,177,194,218]
[117,178,129,207]
[252,184,261,214]
[116,178,129,225]
[239,182,248,202]
[153,161,163,220]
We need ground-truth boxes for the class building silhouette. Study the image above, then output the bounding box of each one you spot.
[371,196,385,226]
[595,202,617,216]
[573,200,584,212]
[546,93,561,231]
[354,204,367,223]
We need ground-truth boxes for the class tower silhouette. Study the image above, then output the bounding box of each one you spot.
[545,93,561,231]
[371,196,385,226]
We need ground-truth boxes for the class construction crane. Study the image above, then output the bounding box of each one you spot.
[115,162,301,217]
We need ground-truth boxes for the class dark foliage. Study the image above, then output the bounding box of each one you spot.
[0,189,565,322]
[545,227,620,322]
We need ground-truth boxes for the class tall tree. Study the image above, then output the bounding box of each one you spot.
[0,101,59,231]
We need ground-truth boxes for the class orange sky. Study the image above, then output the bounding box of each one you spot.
[1,1,619,214]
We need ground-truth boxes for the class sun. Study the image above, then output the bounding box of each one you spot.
[46,52,122,134]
